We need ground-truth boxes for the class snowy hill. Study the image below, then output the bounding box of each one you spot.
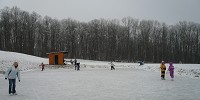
[0,50,48,73]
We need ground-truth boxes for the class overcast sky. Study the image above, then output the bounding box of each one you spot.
[0,0,200,25]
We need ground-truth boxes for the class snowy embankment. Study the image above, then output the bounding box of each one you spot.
[0,50,48,73]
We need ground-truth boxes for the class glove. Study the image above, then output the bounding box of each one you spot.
[5,78,7,80]
[19,80,20,82]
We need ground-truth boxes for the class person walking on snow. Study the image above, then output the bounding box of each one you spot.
[160,61,166,80]
[39,62,45,71]
[5,62,21,95]
[168,62,175,81]
[109,62,115,70]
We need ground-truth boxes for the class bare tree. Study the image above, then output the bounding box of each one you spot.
[0,6,200,63]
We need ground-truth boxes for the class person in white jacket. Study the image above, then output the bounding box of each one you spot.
[5,62,20,95]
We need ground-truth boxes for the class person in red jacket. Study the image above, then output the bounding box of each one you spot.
[39,62,45,71]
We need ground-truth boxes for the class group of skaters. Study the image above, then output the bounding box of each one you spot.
[160,61,175,81]
[108,60,174,80]
[4,60,174,95]
[110,60,175,81]
[39,59,115,71]
[70,59,80,71]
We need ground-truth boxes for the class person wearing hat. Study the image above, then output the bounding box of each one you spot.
[168,62,175,81]
[5,62,21,95]
[160,61,166,80]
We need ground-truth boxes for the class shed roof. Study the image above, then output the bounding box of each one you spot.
[46,51,68,54]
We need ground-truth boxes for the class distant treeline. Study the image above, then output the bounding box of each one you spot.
[0,7,200,63]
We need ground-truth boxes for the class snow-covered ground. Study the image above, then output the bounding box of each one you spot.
[0,50,200,100]
[78,60,200,78]
[0,50,48,72]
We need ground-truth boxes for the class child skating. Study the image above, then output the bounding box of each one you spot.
[168,62,175,81]
[109,62,115,70]
[39,62,45,71]
[160,61,166,80]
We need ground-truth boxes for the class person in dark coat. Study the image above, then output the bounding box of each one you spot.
[77,62,80,71]
[138,61,144,65]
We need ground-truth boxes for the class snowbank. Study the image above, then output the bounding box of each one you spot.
[0,50,48,73]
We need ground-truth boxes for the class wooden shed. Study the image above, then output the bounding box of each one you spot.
[47,51,68,65]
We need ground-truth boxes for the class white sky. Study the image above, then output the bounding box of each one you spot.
[0,0,200,25]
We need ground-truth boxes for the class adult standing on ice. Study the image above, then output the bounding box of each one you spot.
[5,62,21,95]
[160,61,166,80]
[168,62,174,81]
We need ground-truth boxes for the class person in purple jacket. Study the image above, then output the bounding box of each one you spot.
[168,62,174,81]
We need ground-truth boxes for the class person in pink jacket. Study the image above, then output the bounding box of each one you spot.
[168,62,174,81]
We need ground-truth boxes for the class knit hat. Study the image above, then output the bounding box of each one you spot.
[13,62,18,66]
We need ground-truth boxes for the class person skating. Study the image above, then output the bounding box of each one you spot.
[160,61,166,80]
[110,62,115,70]
[74,59,77,70]
[77,62,80,71]
[5,62,21,95]
[39,62,45,71]
[168,62,175,81]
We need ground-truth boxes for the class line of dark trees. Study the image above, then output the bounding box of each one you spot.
[0,7,200,63]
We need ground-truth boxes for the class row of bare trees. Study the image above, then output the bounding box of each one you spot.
[0,7,200,63]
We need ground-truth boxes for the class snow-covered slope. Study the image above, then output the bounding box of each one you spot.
[0,50,48,72]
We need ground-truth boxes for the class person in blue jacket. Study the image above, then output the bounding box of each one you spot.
[5,62,21,95]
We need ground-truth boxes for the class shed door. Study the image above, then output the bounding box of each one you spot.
[54,55,58,65]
